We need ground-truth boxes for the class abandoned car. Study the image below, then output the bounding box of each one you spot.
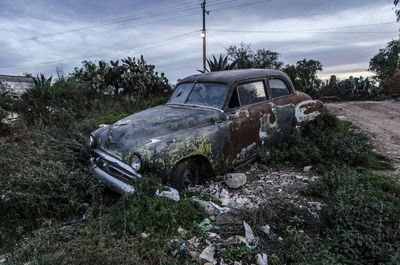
[89,69,324,194]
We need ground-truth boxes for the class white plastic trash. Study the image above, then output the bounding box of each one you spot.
[159,186,180,201]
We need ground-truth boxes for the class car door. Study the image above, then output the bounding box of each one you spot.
[267,76,296,139]
[227,79,273,164]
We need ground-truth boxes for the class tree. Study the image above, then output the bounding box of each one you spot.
[199,54,236,73]
[395,0,400,21]
[226,43,253,69]
[282,59,323,91]
[295,59,323,87]
[369,39,400,84]
[226,43,284,70]
[252,49,284,70]
[282,64,298,87]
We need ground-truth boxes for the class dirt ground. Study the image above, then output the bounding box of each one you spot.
[325,100,400,181]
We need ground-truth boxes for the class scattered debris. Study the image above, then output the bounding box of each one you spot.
[0,253,10,264]
[1,112,19,125]
[260,225,271,235]
[192,197,230,215]
[256,253,268,265]
[215,214,242,226]
[243,220,255,244]
[195,218,213,232]
[199,245,215,262]
[158,186,180,201]
[224,173,247,189]
[178,227,188,237]
[303,165,312,172]
[141,232,150,238]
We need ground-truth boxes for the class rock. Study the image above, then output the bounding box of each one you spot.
[303,166,312,172]
[215,214,242,225]
[234,261,242,265]
[260,225,271,235]
[199,245,215,262]
[256,253,268,265]
[209,215,216,222]
[243,220,255,243]
[224,173,247,189]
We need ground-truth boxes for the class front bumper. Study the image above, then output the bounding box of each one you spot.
[89,149,142,194]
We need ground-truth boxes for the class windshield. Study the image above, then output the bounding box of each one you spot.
[167,82,229,109]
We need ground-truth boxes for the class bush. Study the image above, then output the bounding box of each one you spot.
[259,112,393,170]
[0,130,103,252]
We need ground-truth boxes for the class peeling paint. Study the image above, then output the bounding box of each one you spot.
[295,100,324,123]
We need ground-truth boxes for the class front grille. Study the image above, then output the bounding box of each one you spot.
[94,156,133,182]
[92,149,141,181]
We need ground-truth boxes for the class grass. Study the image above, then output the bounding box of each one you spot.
[255,112,400,264]
[4,177,207,265]
[1,80,399,265]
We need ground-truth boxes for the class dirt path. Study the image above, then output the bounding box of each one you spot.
[326,100,400,181]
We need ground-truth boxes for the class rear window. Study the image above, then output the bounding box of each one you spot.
[269,79,290,98]
[237,81,267,106]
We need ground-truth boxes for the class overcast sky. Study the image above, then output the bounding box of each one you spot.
[0,0,398,83]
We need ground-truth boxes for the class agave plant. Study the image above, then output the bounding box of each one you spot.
[199,54,236,73]
[32,73,52,88]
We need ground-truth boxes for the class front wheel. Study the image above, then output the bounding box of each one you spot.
[170,158,200,190]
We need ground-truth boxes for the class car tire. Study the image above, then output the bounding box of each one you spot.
[170,158,200,190]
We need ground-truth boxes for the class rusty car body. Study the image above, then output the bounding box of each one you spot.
[89,69,324,194]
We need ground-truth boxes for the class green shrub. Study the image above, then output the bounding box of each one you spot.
[260,112,393,171]
[0,129,103,252]
[4,177,207,265]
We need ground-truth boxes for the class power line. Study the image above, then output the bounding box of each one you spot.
[0,31,200,69]
[210,0,272,12]
[209,21,397,34]
[0,0,248,51]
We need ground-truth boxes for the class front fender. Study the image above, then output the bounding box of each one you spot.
[137,122,231,180]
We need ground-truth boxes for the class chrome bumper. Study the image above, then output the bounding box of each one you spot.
[89,149,142,194]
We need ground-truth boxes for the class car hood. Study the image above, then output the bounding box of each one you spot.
[94,104,226,154]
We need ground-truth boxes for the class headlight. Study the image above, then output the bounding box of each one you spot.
[88,135,95,148]
[131,155,141,171]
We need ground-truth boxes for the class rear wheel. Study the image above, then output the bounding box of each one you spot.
[170,158,200,190]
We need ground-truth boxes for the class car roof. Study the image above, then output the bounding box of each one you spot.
[179,69,289,87]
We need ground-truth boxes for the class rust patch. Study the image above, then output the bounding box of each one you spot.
[228,103,274,160]
[273,92,311,106]
[222,131,232,161]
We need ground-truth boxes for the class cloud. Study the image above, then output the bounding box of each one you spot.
[0,0,397,83]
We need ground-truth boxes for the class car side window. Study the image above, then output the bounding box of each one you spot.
[228,88,240,109]
[269,79,290,98]
[237,81,266,106]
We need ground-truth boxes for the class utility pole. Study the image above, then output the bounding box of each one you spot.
[201,0,209,72]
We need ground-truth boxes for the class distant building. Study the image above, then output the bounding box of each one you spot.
[0,74,35,98]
